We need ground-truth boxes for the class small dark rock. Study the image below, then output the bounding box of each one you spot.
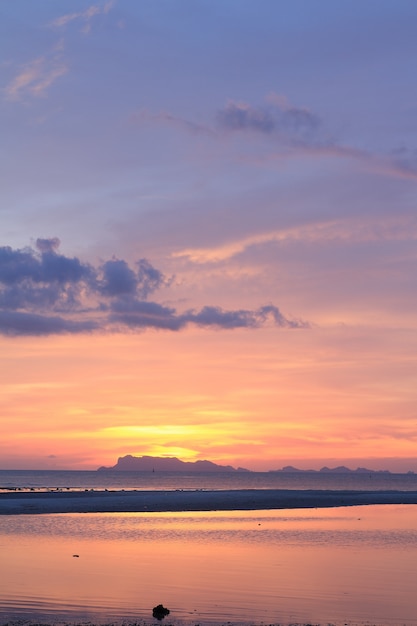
[152,603,170,620]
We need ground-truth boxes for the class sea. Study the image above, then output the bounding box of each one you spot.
[2,467,417,492]
[1,470,417,626]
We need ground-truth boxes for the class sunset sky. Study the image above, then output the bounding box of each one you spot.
[1,0,417,472]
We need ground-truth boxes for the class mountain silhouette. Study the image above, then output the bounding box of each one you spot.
[97,454,247,472]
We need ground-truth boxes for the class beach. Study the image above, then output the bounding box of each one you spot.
[2,503,417,626]
[2,480,417,626]
[2,488,417,515]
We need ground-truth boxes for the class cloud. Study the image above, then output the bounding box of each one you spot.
[4,2,114,102]
[173,219,392,265]
[135,94,417,181]
[185,304,307,330]
[36,237,61,253]
[99,259,138,297]
[48,1,114,34]
[216,95,321,142]
[4,55,67,101]
[0,239,307,336]
[136,95,319,144]
[216,102,275,134]
[0,310,97,337]
[97,257,168,298]
[0,239,92,287]
[109,298,183,331]
[133,109,214,136]
[136,258,169,298]
[109,301,307,332]
[0,239,93,314]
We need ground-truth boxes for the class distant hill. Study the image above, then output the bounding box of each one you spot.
[270,465,394,474]
[97,454,249,473]
[98,455,413,474]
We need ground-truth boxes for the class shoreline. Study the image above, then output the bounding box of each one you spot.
[0,617,382,626]
[1,488,417,515]
[0,614,407,626]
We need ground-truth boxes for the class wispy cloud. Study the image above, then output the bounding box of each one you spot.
[135,94,321,144]
[4,54,67,101]
[4,2,114,102]
[173,215,417,264]
[133,109,215,136]
[136,92,417,181]
[49,1,114,34]
[0,239,307,336]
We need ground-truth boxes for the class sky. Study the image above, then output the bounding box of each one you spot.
[1,0,416,472]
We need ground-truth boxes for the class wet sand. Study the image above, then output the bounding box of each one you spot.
[0,616,356,626]
[0,619,298,626]
[1,488,417,514]
[0,618,400,626]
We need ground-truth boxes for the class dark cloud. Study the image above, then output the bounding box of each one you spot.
[0,240,91,287]
[110,298,183,331]
[97,257,168,298]
[216,98,321,142]
[216,103,275,134]
[0,246,41,285]
[36,237,60,253]
[136,258,168,298]
[0,284,63,310]
[187,305,260,329]
[256,305,309,329]
[186,304,308,330]
[99,259,138,296]
[41,249,90,284]
[0,240,307,336]
[0,310,97,336]
[110,301,308,332]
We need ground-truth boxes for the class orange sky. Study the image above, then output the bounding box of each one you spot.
[2,321,416,471]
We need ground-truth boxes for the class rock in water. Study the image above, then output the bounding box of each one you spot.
[152,604,170,620]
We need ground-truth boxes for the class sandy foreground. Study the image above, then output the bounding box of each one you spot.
[1,488,417,514]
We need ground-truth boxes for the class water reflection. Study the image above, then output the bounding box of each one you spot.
[1,505,417,625]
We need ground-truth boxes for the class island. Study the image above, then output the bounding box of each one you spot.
[97,454,249,473]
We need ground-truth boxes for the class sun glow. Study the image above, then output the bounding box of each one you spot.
[1,301,417,471]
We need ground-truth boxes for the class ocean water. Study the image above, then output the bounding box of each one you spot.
[1,468,417,492]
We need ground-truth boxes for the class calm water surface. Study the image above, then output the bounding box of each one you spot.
[1,504,417,625]
[2,468,417,492]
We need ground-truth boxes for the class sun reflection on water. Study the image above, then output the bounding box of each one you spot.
[1,506,417,625]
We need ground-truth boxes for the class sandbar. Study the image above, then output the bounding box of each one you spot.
[1,488,417,515]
